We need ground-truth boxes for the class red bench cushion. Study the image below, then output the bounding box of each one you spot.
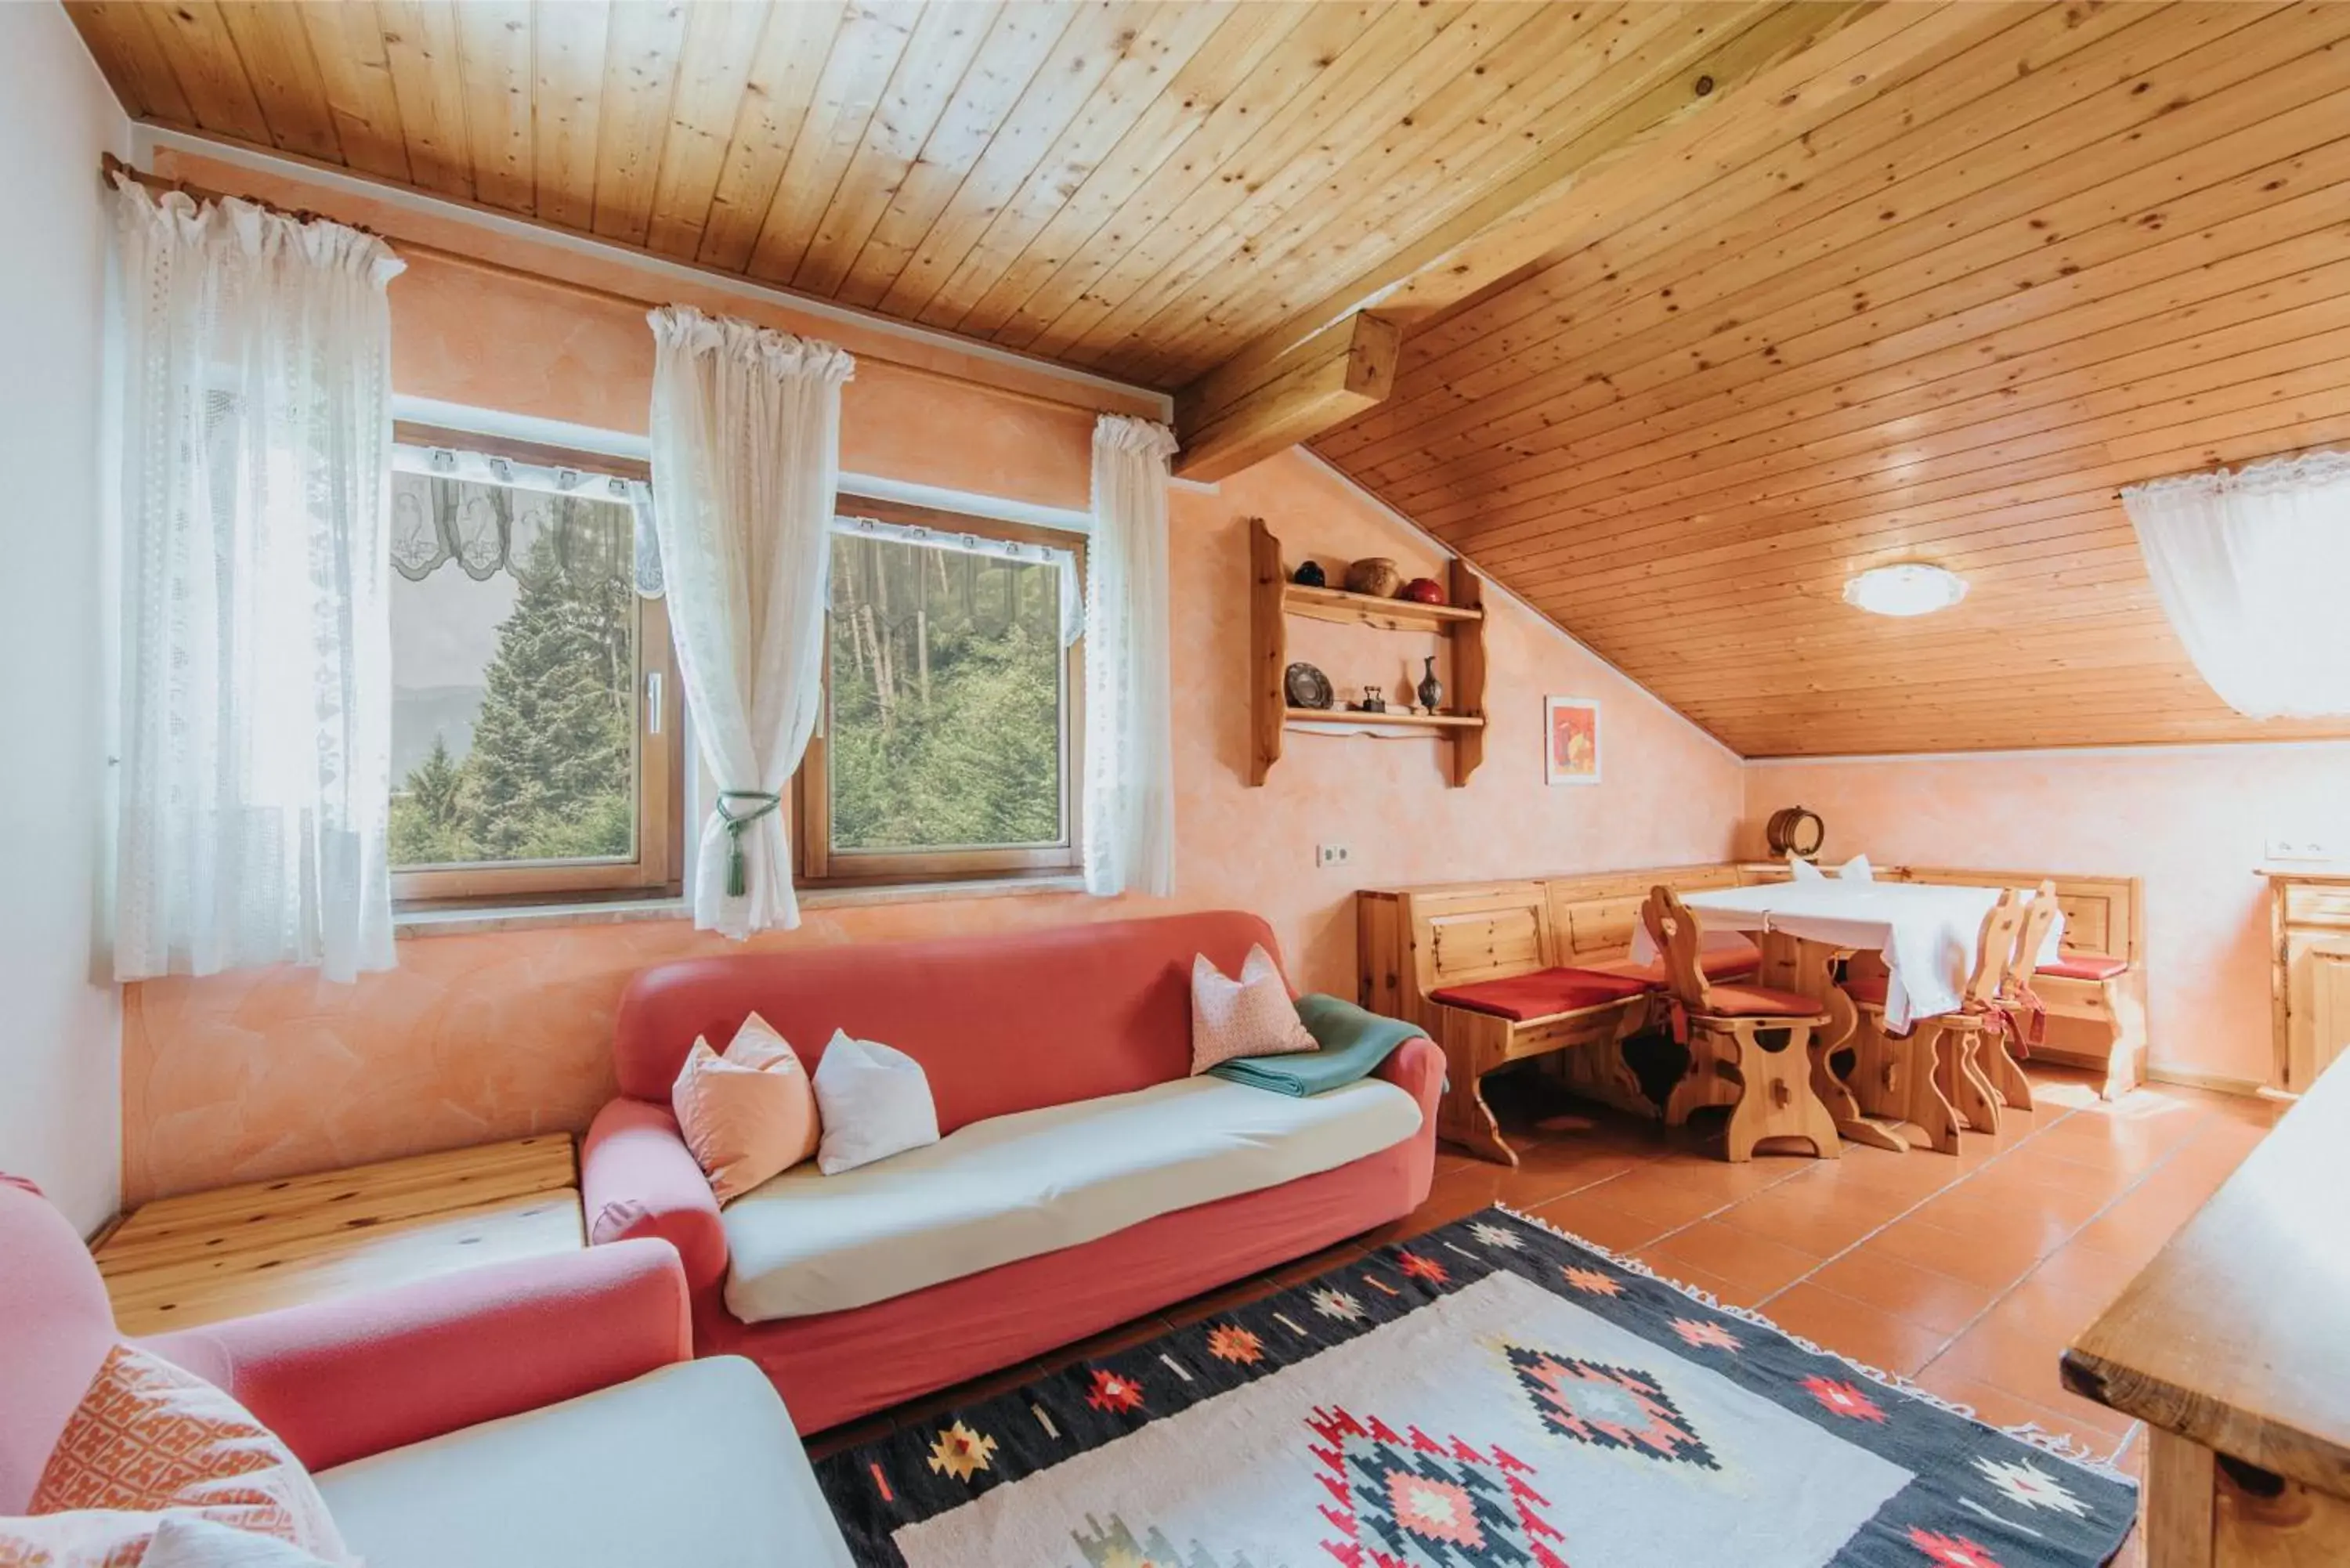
[1844,972,1889,1007]
[1431,968,1652,1023]
[2037,953,2128,982]
[1581,944,1764,990]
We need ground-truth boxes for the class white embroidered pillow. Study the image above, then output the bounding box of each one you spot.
[1835,853,1876,883]
[1190,945,1318,1075]
[1788,854,1827,883]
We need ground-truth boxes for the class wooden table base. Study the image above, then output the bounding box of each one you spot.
[1760,932,1913,1153]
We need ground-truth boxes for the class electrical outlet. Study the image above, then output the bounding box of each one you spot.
[2267,836,2338,863]
[1316,843,1352,869]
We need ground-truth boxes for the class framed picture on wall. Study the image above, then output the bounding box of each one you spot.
[1545,696,1601,786]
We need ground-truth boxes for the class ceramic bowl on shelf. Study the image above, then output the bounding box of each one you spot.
[1343,558,1402,598]
[1399,576,1446,605]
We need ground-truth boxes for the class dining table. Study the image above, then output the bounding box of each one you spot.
[1629,876,2064,1152]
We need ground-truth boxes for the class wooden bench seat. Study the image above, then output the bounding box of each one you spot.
[1358,865,1789,1162]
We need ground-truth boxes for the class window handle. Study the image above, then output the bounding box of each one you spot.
[645,671,663,735]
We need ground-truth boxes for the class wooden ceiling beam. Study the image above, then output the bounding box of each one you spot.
[1171,312,1399,483]
[1166,1,2009,477]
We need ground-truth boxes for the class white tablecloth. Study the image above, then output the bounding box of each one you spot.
[1629,881,2063,1031]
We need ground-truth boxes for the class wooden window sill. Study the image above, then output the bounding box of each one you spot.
[392,875,1090,939]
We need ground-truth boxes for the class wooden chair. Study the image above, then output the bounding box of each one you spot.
[1982,880,2059,1113]
[1647,887,1839,1163]
[1850,889,2026,1153]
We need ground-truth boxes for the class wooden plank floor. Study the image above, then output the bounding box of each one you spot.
[97,1135,583,1336]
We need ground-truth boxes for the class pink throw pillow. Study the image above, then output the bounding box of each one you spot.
[28,1343,350,1564]
[1191,945,1318,1075]
[670,1012,820,1202]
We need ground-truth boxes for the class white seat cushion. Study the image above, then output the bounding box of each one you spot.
[722,1075,1424,1323]
[314,1358,850,1568]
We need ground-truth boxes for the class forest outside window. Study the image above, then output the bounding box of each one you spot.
[798,499,1084,885]
[388,424,680,906]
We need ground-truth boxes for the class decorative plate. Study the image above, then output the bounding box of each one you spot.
[1285,662,1334,710]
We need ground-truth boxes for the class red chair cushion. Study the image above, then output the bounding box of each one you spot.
[1580,944,1763,989]
[1430,968,1653,1023]
[1698,984,1824,1020]
[1843,972,1889,1006]
[2037,953,2128,982]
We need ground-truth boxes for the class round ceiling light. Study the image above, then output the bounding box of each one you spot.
[1843,562,1968,618]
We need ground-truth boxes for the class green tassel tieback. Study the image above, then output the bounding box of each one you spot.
[714,789,782,898]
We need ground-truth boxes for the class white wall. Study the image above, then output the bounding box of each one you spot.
[0,3,128,1233]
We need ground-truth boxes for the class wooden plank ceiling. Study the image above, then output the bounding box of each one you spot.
[1316,1,2350,756]
[66,0,1853,389]
[67,1,2350,757]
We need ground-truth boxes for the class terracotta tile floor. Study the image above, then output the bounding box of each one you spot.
[811,1064,2285,1565]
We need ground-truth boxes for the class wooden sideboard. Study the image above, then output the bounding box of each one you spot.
[2267,872,2350,1093]
[2063,1058,2350,1566]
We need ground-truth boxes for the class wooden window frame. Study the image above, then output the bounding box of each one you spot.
[389,423,684,910]
[796,497,1085,889]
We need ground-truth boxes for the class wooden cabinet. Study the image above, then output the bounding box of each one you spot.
[2269,873,2350,1093]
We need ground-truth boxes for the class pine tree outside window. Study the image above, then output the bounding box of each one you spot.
[797,497,1084,886]
[388,425,682,907]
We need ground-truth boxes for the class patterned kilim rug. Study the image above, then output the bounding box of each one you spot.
[814,1206,2138,1568]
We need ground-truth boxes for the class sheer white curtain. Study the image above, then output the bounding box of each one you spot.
[110,179,403,983]
[2122,450,2350,718]
[646,305,853,937]
[1083,414,1180,898]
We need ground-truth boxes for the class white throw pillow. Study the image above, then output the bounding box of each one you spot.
[1836,853,1876,883]
[1788,854,1827,883]
[144,1516,337,1568]
[1190,943,1318,1075]
[811,1031,940,1175]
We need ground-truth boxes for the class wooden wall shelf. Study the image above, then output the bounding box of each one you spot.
[1250,516,1487,786]
[1285,707,1484,730]
[1282,583,1484,630]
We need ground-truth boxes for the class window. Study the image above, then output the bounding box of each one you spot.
[797,498,1083,885]
[388,424,680,905]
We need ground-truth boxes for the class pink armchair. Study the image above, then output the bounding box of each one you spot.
[0,1175,851,1568]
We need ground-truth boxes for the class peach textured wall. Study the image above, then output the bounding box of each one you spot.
[1744,744,2350,1089]
[119,157,1742,1204]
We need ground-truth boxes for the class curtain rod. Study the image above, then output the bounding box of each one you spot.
[98,153,1121,424]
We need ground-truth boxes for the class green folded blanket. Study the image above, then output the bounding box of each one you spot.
[1208,993,1426,1097]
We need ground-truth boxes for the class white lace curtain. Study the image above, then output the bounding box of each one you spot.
[110,178,404,983]
[2122,449,2350,719]
[1083,414,1180,898]
[646,304,854,938]
[833,512,1083,648]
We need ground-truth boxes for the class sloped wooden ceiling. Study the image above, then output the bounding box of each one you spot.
[1316,1,2350,756]
[65,0,1856,388]
[67,1,2350,757]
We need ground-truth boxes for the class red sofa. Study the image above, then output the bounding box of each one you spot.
[580,910,1443,1433]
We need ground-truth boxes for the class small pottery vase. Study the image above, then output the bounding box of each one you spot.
[1343,558,1403,598]
[1416,656,1444,713]
[1292,560,1327,588]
